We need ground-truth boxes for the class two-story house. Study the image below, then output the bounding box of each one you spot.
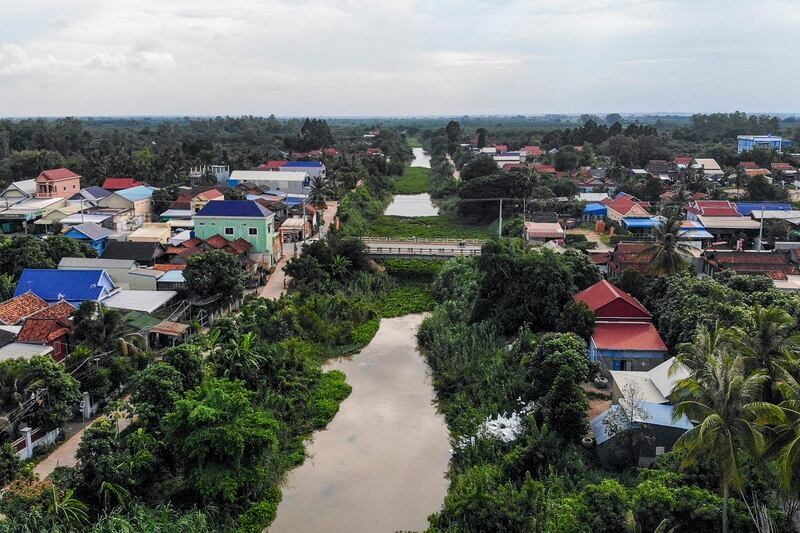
[193,200,279,266]
[35,168,81,199]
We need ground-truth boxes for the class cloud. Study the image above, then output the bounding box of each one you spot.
[0,43,175,76]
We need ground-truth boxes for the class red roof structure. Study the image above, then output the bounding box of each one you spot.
[522,146,544,156]
[495,144,508,153]
[738,161,759,169]
[37,168,80,181]
[592,322,668,352]
[262,160,288,170]
[702,250,799,280]
[608,242,655,276]
[687,200,740,217]
[532,163,557,174]
[771,162,796,172]
[673,156,692,165]
[102,177,144,191]
[0,292,49,325]
[17,318,71,344]
[30,301,76,320]
[574,280,651,321]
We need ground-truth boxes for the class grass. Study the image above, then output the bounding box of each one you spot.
[380,284,436,318]
[406,137,423,148]
[360,213,494,239]
[393,167,432,194]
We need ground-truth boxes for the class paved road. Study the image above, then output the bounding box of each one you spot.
[259,201,338,300]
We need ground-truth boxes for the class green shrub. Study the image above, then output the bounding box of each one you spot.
[381,258,443,280]
[352,319,379,346]
[310,370,351,428]
[380,285,436,318]
[237,487,282,532]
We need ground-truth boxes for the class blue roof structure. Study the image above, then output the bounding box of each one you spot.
[14,269,116,306]
[591,402,693,445]
[117,186,157,202]
[735,202,793,216]
[584,203,607,215]
[283,161,323,168]
[195,200,273,218]
[623,217,660,229]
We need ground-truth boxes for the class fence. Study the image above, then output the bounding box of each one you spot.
[12,426,61,460]
[367,246,481,257]
[361,236,486,246]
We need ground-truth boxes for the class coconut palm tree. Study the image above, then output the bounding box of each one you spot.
[730,305,800,401]
[637,216,693,276]
[307,175,332,212]
[331,254,351,280]
[672,353,778,533]
[673,323,735,371]
[769,369,800,494]
[213,331,264,382]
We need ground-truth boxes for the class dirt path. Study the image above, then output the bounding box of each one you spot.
[568,227,612,252]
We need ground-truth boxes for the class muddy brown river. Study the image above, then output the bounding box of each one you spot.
[269,314,451,533]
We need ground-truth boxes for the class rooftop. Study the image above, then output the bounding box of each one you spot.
[0,292,48,325]
[37,168,80,181]
[574,280,651,321]
[592,321,667,352]
[195,199,274,219]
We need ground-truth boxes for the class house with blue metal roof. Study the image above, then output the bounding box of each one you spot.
[734,202,792,216]
[63,222,117,255]
[194,200,279,266]
[281,160,326,179]
[14,269,116,306]
[591,401,693,466]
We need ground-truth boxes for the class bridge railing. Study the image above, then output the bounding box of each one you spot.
[361,236,487,246]
[367,246,481,257]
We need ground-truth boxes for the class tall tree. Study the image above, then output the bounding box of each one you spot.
[672,351,776,533]
[638,218,693,276]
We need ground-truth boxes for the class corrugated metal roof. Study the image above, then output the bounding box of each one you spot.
[195,200,274,219]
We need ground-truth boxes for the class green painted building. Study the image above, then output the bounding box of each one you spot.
[193,200,278,265]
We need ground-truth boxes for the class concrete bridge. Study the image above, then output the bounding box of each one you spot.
[361,237,484,259]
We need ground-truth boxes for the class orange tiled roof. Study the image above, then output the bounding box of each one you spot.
[0,292,49,325]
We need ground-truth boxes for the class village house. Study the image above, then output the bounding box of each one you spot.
[14,269,116,306]
[0,179,35,207]
[101,241,166,266]
[15,300,76,362]
[574,280,668,373]
[128,223,172,244]
[701,249,800,286]
[63,222,117,255]
[35,168,81,199]
[602,193,650,223]
[610,357,690,405]
[281,160,326,179]
[691,158,723,178]
[97,185,156,228]
[67,186,112,208]
[591,400,693,467]
[193,200,280,266]
[102,177,144,191]
[59,257,163,291]
[228,170,309,196]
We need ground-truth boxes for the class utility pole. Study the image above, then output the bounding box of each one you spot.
[756,202,765,251]
[498,198,503,238]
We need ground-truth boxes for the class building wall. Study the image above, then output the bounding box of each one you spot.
[590,341,666,374]
[35,177,81,199]
[194,216,274,254]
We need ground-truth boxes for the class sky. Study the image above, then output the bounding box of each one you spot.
[1,0,799,117]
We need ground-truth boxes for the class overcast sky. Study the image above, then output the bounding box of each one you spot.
[2,0,799,117]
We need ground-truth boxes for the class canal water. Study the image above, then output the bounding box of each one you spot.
[384,147,438,217]
[268,314,451,533]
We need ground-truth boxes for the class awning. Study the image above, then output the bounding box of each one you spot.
[151,321,189,337]
[623,217,660,229]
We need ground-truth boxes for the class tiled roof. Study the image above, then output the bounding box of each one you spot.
[17,318,70,344]
[738,161,759,169]
[574,280,651,320]
[703,250,799,280]
[195,200,274,219]
[0,292,49,325]
[37,168,80,181]
[262,160,288,170]
[532,163,557,174]
[30,301,76,320]
[102,177,144,190]
[609,242,655,274]
[152,263,186,271]
[227,238,253,254]
[771,162,796,171]
[593,322,667,352]
[205,234,230,249]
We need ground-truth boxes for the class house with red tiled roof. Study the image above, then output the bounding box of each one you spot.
[701,249,800,281]
[35,168,81,199]
[603,193,650,222]
[260,160,288,171]
[532,163,557,175]
[607,242,655,276]
[574,280,651,322]
[102,177,144,191]
[770,162,797,177]
[738,161,759,170]
[686,200,740,221]
[575,280,667,373]
[495,144,508,153]
[323,148,340,157]
[0,292,49,325]
[520,146,544,157]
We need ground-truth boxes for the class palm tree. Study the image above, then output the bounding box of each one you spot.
[769,369,800,495]
[674,323,735,371]
[672,353,778,533]
[730,305,800,401]
[637,216,693,276]
[307,175,332,212]
[331,254,351,280]
[213,331,264,382]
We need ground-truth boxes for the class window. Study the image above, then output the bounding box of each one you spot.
[63,186,67,191]
[224,227,234,236]
[248,227,258,236]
